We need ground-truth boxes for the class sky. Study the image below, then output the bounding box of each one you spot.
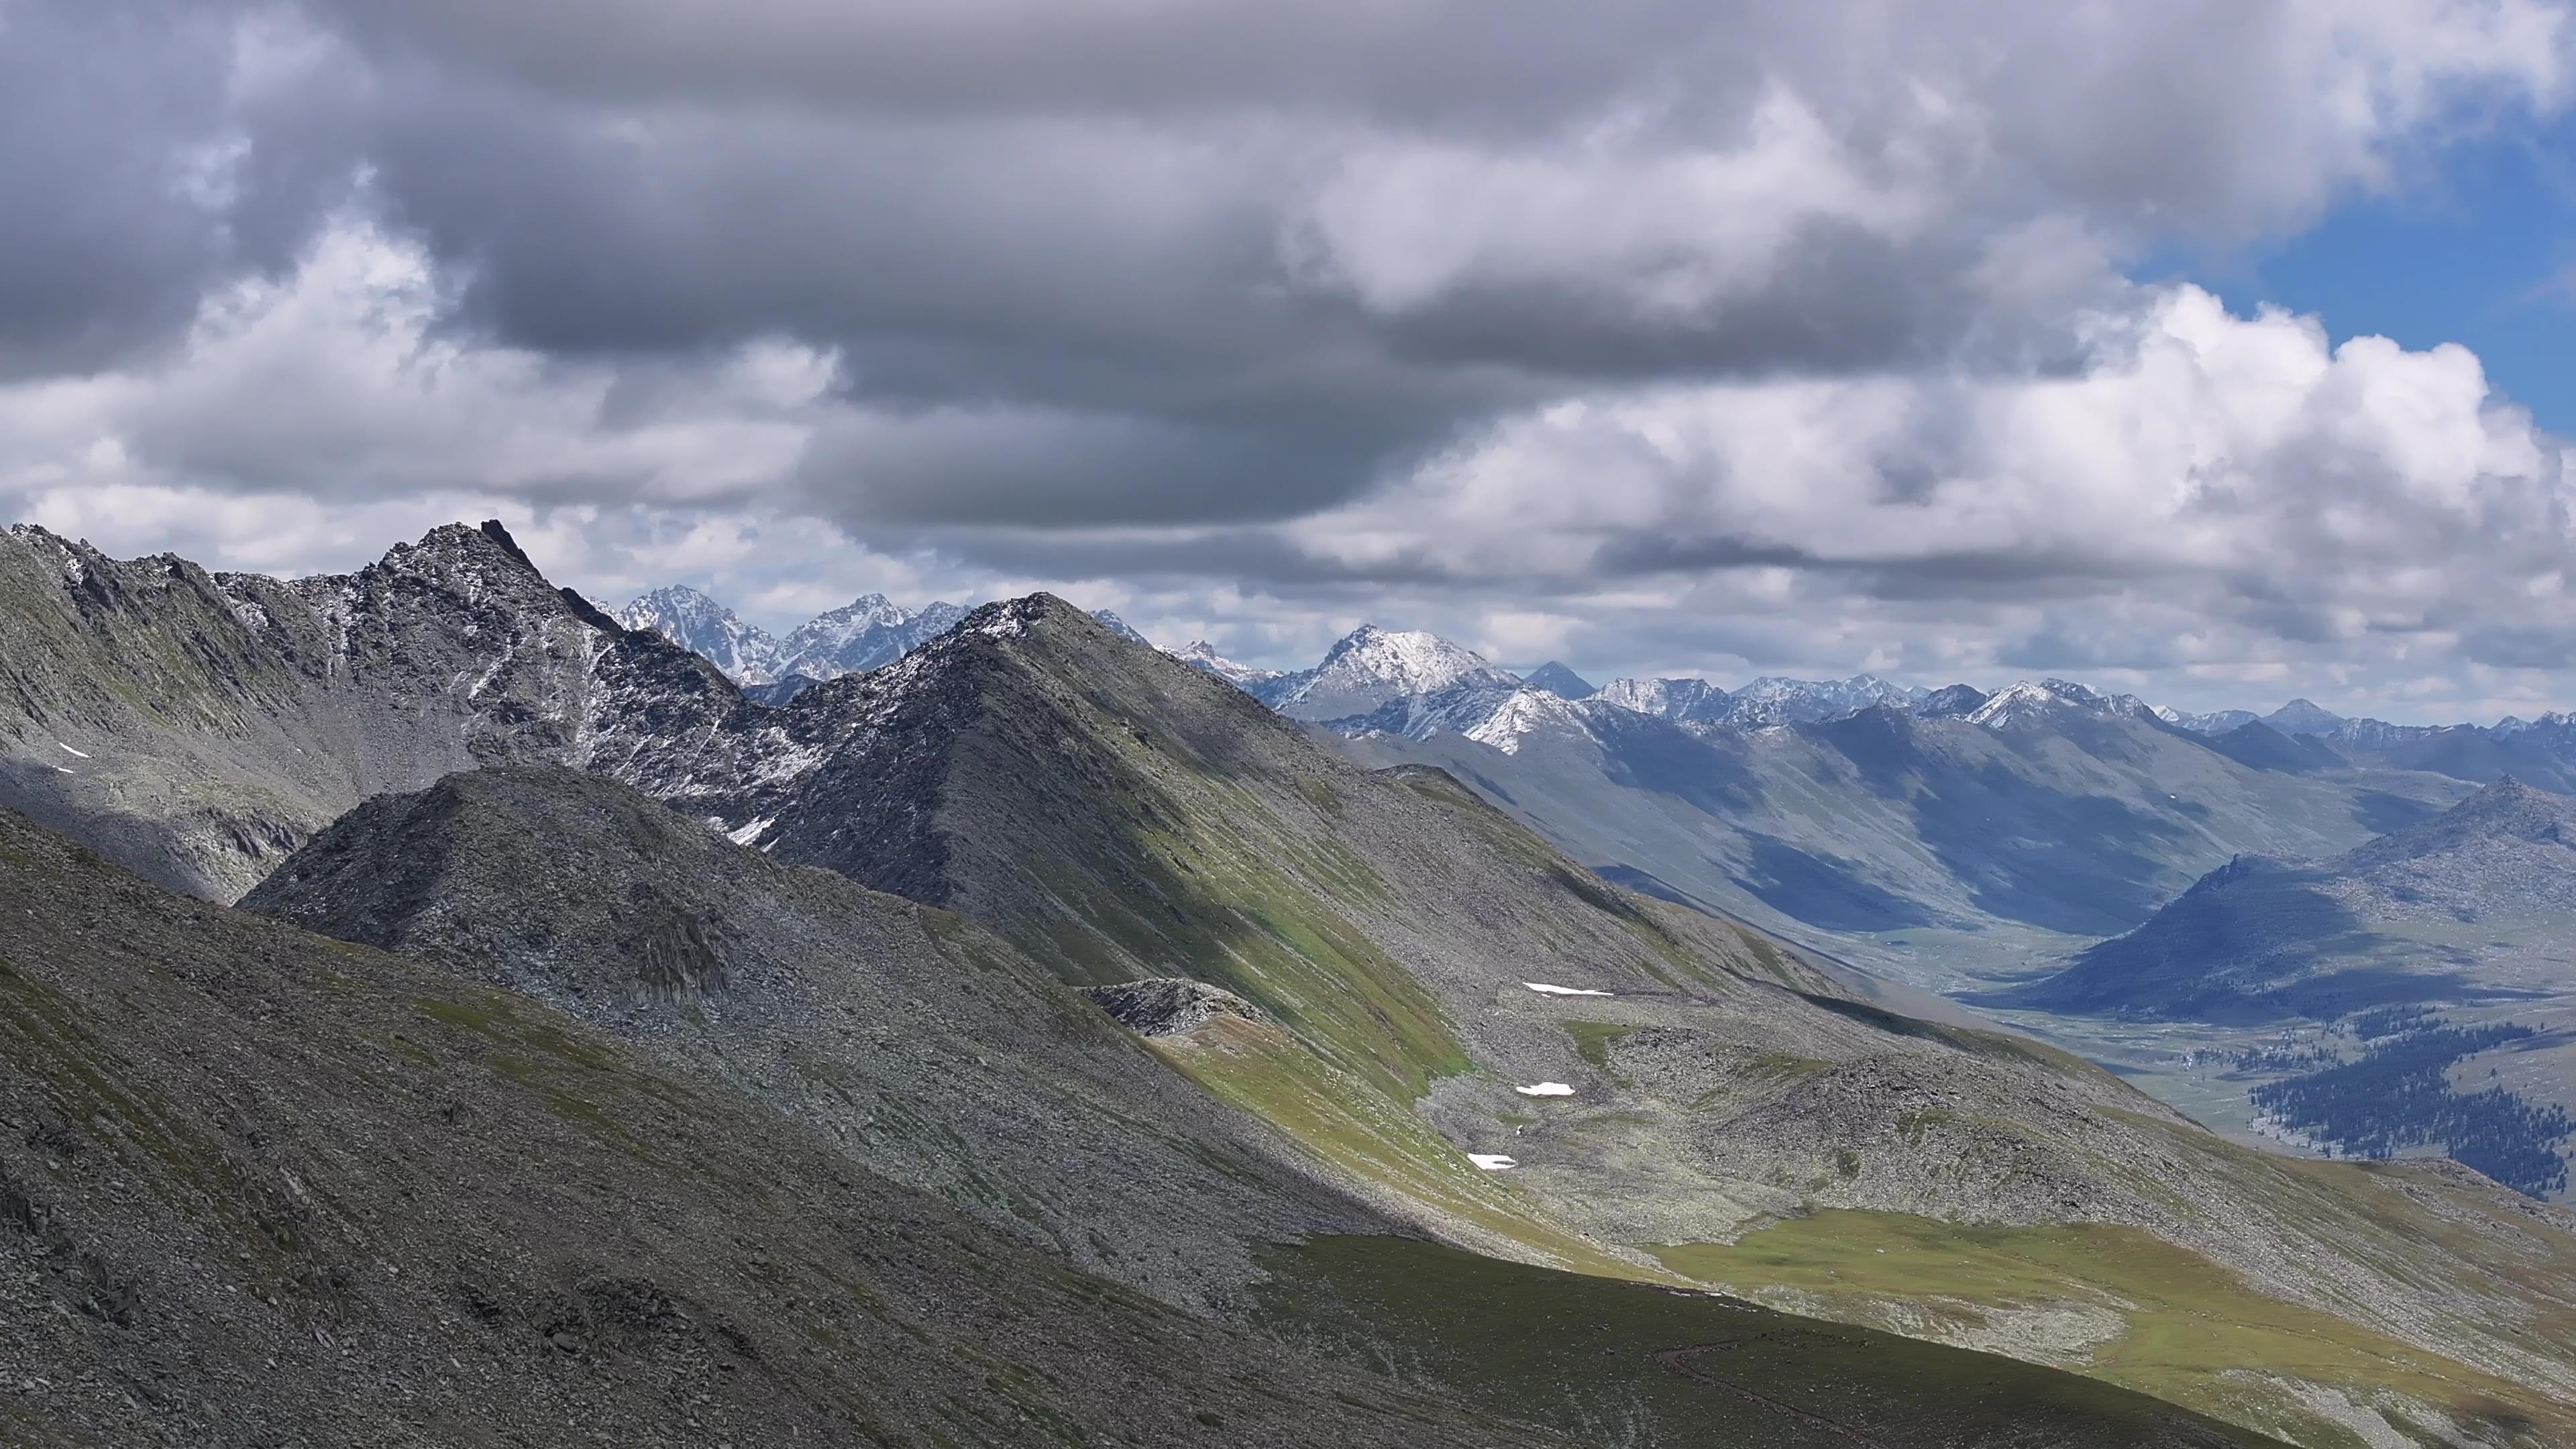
[5,0,2576,722]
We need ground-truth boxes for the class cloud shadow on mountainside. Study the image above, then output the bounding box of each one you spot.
[1591,714,1764,817]
[2351,790,2446,836]
[2255,967,2554,1021]
[0,757,303,900]
[1907,772,2192,936]
[1726,831,1935,934]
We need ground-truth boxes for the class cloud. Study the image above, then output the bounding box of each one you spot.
[3,0,2576,720]
[1287,284,2569,637]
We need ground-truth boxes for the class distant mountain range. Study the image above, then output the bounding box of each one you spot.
[618,582,1130,688]
[620,578,2576,759]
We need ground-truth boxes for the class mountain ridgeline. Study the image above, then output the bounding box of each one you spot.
[7,521,2576,1445]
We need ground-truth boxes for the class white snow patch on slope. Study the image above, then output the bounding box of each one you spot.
[1515,1083,1575,1097]
[53,766,74,775]
[1467,1154,1519,1171]
[56,743,89,759]
[1523,982,1611,997]
[727,817,776,847]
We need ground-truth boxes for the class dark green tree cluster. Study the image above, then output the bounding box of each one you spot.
[2251,1017,2572,1197]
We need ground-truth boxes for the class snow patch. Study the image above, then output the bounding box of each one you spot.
[55,743,89,759]
[1522,981,1611,997]
[727,816,776,847]
[1515,1082,1575,1097]
[52,766,74,775]
[1467,1154,1519,1171]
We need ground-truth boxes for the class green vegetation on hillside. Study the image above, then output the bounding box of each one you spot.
[1655,1210,2576,1448]
[1259,1234,2284,1448]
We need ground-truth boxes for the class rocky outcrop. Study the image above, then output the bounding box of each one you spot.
[1086,977,1268,1036]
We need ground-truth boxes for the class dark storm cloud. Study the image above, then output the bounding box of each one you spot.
[0,3,245,373]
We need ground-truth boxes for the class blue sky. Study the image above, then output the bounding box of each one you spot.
[2210,117,2575,434]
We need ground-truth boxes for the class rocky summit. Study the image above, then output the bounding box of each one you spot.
[5,521,2576,1447]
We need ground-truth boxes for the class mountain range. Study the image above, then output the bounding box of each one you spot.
[9,520,2576,1444]
[619,582,1142,690]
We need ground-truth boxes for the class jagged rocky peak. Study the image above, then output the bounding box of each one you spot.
[1089,609,1152,646]
[779,591,971,679]
[385,519,548,586]
[313,518,614,633]
[1,521,101,583]
[619,584,787,685]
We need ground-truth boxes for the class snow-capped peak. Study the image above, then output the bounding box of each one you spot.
[1717,674,1925,727]
[1966,678,2156,729]
[1595,677,1729,723]
[780,596,970,679]
[788,593,912,649]
[1318,625,1503,690]
[1966,682,2065,727]
[1271,625,1521,721]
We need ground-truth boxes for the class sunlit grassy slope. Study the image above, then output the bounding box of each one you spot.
[1656,1209,2576,1448]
